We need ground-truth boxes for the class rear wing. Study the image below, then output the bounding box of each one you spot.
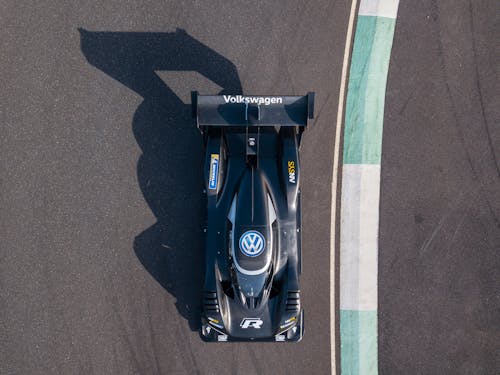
[192,92,315,130]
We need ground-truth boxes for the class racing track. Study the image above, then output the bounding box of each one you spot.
[0,1,498,374]
[1,1,348,374]
[379,1,499,373]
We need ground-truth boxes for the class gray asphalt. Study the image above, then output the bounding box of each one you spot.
[1,0,498,374]
[380,0,499,373]
[0,1,348,374]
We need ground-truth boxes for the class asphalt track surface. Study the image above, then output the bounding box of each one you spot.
[0,1,497,375]
[380,1,499,373]
[1,1,347,374]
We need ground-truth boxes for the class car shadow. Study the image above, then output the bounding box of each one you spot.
[79,28,242,331]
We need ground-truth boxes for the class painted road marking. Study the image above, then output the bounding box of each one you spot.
[358,0,399,19]
[340,310,378,374]
[330,0,360,373]
[338,0,400,374]
[343,16,397,165]
[340,164,379,311]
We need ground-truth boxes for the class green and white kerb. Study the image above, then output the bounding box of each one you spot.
[340,0,399,373]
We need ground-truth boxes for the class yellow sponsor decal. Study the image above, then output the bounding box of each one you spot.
[288,160,296,183]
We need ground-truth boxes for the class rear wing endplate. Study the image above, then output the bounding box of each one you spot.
[192,92,315,129]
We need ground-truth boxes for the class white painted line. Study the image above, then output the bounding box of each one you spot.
[358,0,399,19]
[330,0,359,373]
[340,164,380,311]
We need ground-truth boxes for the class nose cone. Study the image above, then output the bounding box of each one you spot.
[224,305,276,339]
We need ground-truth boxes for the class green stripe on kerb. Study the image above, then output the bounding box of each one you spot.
[340,310,378,375]
[343,16,396,164]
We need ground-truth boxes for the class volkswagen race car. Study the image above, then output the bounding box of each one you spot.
[192,92,314,342]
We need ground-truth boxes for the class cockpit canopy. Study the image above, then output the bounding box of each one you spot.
[227,167,277,309]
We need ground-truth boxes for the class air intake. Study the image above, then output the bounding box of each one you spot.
[203,291,219,313]
[286,290,301,312]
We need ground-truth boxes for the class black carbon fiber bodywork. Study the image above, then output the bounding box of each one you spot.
[193,93,314,342]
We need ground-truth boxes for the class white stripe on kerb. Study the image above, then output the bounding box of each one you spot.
[358,0,399,19]
[340,164,380,311]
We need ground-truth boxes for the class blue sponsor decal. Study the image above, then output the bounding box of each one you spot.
[209,154,219,190]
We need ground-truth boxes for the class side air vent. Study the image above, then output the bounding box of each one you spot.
[203,291,219,313]
[286,290,301,312]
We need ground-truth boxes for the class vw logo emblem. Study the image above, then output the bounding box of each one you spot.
[239,230,265,257]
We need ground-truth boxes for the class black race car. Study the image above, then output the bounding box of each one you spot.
[192,93,314,342]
